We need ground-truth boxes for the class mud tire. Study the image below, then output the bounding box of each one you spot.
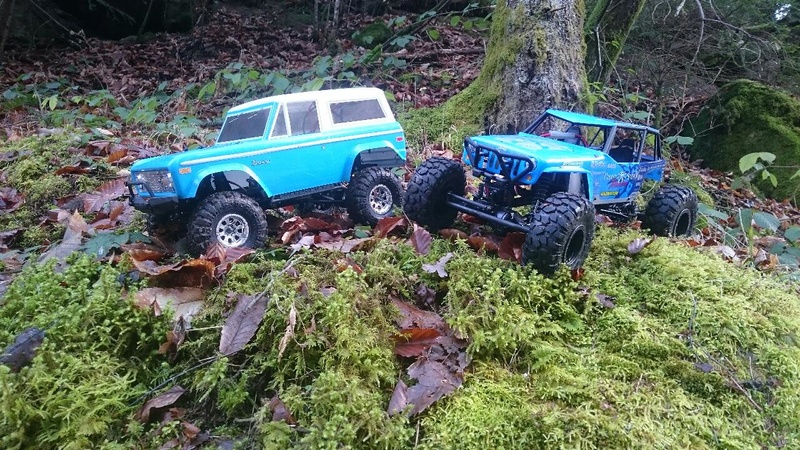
[641,185,697,237]
[523,192,595,274]
[346,167,404,226]
[187,191,268,255]
[403,157,466,231]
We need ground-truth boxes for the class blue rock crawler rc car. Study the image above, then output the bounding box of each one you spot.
[128,87,406,254]
[404,109,698,274]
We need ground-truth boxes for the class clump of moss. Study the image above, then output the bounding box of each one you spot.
[690,80,800,202]
[0,256,171,449]
[0,133,116,246]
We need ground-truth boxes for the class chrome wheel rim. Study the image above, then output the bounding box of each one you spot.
[216,213,250,247]
[369,184,393,215]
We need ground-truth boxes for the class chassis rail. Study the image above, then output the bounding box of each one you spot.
[446,193,530,233]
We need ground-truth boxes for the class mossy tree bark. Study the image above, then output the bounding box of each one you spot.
[584,0,646,85]
[444,0,587,134]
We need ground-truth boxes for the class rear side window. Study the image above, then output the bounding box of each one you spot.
[330,99,386,124]
[287,101,320,135]
[217,107,271,143]
[272,105,288,137]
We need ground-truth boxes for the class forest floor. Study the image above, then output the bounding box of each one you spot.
[1,4,800,450]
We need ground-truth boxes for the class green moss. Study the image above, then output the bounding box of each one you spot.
[690,80,800,202]
[0,256,171,449]
[0,133,113,244]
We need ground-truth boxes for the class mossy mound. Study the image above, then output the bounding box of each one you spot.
[3,229,800,449]
[690,80,800,202]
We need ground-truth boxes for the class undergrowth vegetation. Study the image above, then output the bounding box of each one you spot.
[2,227,799,448]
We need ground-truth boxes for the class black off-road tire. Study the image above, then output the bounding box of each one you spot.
[523,192,595,274]
[403,158,466,231]
[346,167,404,226]
[187,191,268,255]
[641,185,697,237]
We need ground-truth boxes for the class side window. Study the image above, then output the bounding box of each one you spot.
[287,101,320,136]
[330,99,386,124]
[272,105,288,137]
[217,107,271,143]
[608,128,643,163]
[641,132,659,161]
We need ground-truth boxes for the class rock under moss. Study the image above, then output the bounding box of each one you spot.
[690,80,800,202]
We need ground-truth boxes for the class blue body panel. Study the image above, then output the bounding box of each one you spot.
[463,110,666,204]
[130,103,406,201]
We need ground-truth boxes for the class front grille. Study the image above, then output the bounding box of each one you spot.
[134,171,174,194]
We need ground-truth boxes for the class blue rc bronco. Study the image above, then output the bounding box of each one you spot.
[404,109,698,274]
[128,87,406,254]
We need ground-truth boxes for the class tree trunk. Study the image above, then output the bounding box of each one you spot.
[446,0,587,135]
[584,0,646,85]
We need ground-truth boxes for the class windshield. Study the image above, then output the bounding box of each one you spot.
[217,107,272,143]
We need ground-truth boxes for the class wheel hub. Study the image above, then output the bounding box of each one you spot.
[368,184,393,215]
[216,213,250,247]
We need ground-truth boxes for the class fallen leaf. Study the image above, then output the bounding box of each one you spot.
[277,303,297,360]
[268,394,297,425]
[123,242,167,262]
[83,178,127,213]
[595,293,616,308]
[627,237,654,255]
[134,287,205,323]
[498,232,525,262]
[467,235,498,253]
[387,379,409,416]
[694,362,714,373]
[439,228,467,241]
[0,327,45,373]
[422,252,453,278]
[373,216,407,238]
[219,293,269,355]
[391,298,447,332]
[313,237,371,253]
[405,358,462,415]
[408,225,432,255]
[393,328,442,357]
[135,385,186,423]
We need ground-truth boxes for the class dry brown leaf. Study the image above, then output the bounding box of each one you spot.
[82,178,127,213]
[498,232,525,263]
[408,225,432,255]
[219,293,269,355]
[387,379,409,416]
[373,216,407,238]
[277,303,297,360]
[135,385,185,423]
[393,328,442,357]
[134,287,205,322]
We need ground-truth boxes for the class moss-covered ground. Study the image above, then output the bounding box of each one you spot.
[2,224,800,449]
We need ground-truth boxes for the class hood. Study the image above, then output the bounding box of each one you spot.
[469,134,604,163]
[130,152,187,172]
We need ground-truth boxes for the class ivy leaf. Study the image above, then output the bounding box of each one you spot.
[219,293,269,356]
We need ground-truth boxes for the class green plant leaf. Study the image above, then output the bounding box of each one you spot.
[791,169,800,180]
[753,211,780,233]
[738,152,776,173]
[785,226,800,243]
[738,208,754,234]
[698,203,729,220]
[427,29,441,40]
[450,16,461,26]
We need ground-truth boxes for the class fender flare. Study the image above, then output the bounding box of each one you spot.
[187,163,272,199]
